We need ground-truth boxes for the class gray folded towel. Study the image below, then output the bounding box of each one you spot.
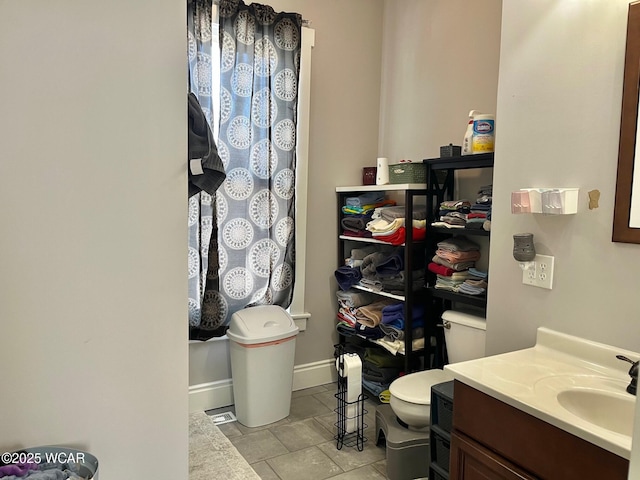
[379,205,427,221]
[436,236,480,252]
[360,251,388,279]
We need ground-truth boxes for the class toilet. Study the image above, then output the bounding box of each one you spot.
[375,309,486,480]
[389,309,487,431]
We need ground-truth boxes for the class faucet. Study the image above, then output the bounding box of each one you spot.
[616,355,638,395]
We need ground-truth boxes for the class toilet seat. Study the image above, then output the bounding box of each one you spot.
[389,369,454,405]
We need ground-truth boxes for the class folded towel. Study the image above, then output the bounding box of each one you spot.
[432,255,475,271]
[376,251,404,276]
[379,205,427,221]
[350,245,379,260]
[345,191,385,207]
[334,266,362,291]
[354,322,385,339]
[336,289,377,308]
[341,213,374,232]
[436,236,481,252]
[360,251,388,279]
[435,249,481,263]
[356,299,395,327]
[428,262,456,276]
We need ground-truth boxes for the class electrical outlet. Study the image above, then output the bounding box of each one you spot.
[522,254,554,289]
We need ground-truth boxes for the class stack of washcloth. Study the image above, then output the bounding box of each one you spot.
[361,347,406,396]
[430,236,481,292]
[458,268,488,295]
[335,290,391,338]
[357,247,425,294]
[344,245,380,268]
[334,289,427,356]
[378,303,425,340]
[336,288,378,335]
[341,192,396,237]
[334,245,389,291]
[431,199,472,229]
[365,205,427,245]
[467,185,492,232]
[375,247,425,295]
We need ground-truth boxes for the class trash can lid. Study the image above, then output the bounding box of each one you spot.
[227,305,299,345]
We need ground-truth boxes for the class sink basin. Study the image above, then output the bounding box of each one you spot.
[557,389,635,437]
[533,375,636,437]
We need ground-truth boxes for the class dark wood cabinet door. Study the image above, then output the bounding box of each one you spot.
[450,431,537,480]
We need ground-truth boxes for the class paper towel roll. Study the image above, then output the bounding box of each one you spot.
[376,157,389,185]
[335,353,362,433]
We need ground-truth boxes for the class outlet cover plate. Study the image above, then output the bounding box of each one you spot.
[522,254,554,289]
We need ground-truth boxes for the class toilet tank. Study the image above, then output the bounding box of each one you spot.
[442,309,486,363]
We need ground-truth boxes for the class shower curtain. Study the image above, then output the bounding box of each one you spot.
[209,0,303,328]
[188,0,228,340]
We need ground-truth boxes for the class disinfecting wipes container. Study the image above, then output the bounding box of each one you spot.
[472,114,495,154]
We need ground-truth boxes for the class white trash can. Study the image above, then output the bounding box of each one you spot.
[227,305,299,427]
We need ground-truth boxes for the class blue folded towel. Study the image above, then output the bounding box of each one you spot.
[376,251,404,276]
[334,266,362,291]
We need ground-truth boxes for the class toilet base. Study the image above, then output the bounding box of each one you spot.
[375,404,430,480]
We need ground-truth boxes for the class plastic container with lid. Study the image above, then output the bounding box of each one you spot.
[472,113,495,154]
[227,305,299,427]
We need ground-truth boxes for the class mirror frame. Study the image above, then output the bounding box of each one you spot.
[614,1,640,243]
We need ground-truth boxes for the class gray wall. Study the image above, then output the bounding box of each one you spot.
[0,1,188,477]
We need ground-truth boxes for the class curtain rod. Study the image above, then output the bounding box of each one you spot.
[212,0,310,25]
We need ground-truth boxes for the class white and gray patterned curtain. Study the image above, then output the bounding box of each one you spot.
[210,0,302,327]
[188,0,227,340]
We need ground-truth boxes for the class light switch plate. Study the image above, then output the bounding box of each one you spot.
[522,254,555,289]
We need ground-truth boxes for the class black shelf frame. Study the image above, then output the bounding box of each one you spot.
[336,187,428,374]
[423,153,494,367]
[424,287,487,309]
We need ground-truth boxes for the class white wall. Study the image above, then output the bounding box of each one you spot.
[488,0,639,354]
[0,1,188,477]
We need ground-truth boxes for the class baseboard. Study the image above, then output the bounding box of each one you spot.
[189,378,234,413]
[189,357,338,413]
[291,358,338,391]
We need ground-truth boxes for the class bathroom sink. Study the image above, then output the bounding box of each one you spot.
[533,374,636,437]
[446,328,640,459]
[556,389,635,437]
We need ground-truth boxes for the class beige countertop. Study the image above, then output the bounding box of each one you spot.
[445,327,638,459]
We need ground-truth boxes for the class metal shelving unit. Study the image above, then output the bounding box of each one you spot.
[423,153,494,367]
[335,183,427,374]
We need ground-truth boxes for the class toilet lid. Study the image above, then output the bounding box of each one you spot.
[389,369,454,405]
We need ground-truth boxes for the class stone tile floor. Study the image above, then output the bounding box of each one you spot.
[205,383,391,480]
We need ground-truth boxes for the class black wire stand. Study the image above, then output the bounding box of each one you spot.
[334,346,368,451]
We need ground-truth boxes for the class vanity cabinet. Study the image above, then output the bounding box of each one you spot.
[335,184,427,374]
[450,380,629,480]
[423,153,493,367]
